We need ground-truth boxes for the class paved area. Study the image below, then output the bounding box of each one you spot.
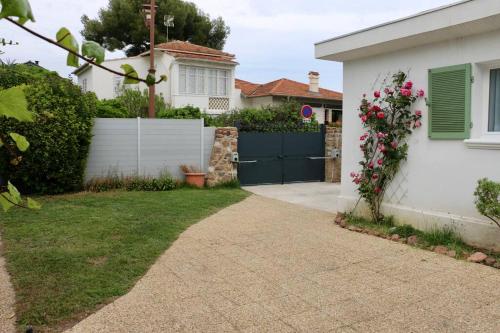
[67,195,500,333]
[0,237,16,333]
[244,182,340,213]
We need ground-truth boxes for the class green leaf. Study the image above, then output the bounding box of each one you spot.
[120,64,139,84]
[56,27,79,67]
[0,193,14,212]
[160,74,168,82]
[82,41,105,64]
[27,197,41,209]
[0,0,35,24]
[7,181,21,204]
[9,132,29,151]
[0,85,33,121]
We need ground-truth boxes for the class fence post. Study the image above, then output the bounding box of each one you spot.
[200,118,205,171]
[137,117,141,176]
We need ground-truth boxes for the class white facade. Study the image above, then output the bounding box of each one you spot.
[76,51,237,114]
[316,0,500,249]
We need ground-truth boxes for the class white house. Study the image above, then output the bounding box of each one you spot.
[315,0,500,249]
[74,41,342,123]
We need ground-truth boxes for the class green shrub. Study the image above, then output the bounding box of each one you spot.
[474,178,500,229]
[85,172,177,192]
[115,87,167,118]
[0,67,95,194]
[203,100,320,132]
[95,99,128,118]
[157,105,201,119]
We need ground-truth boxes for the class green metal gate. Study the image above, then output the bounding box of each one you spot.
[238,127,325,185]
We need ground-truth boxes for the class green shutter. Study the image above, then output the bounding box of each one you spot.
[428,64,472,139]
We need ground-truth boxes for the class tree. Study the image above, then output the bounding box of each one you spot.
[81,0,231,57]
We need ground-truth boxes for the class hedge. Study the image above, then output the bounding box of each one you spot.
[0,65,95,194]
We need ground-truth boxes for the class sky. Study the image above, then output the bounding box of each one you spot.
[0,0,458,92]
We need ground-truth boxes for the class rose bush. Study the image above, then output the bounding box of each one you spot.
[351,71,424,222]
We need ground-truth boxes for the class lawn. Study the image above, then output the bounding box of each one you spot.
[0,188,249,332]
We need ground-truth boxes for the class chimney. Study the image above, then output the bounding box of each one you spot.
[308,71,319,93]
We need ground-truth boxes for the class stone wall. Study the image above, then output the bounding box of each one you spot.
[206,127,238,187]
[325,126,342,183]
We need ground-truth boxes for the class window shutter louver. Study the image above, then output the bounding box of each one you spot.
[428,64,472,139]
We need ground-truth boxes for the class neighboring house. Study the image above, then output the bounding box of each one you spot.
[74,40,343,124]
[74,41,239,114]
[315,0,500,249]
[235,72,343,124]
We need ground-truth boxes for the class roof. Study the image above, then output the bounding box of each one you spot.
[315,0,500,62]
[155,41,238,65]
[235,78,342,101]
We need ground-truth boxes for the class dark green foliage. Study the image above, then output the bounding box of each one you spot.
[95,98,128,118]
[157,105,201,119]
[85,172,177,192]
[0,65,95,194]
[208,179,240,189]
[204,100,321,132]
[474,178,500,229]
[421,228,467,247]
[81,0,230,56]
[389,224,419,238]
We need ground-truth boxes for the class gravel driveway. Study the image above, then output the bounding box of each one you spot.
[67,195,499,333]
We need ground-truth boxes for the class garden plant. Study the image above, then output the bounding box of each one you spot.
[474,178,500,229]
[350,71,424,222]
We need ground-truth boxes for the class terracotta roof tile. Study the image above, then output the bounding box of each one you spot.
[236,78,342,101]
[156,41,237,64]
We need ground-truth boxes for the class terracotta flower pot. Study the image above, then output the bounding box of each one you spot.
[184,173,206,188]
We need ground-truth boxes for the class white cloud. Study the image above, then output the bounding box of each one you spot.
[1,0,457,91]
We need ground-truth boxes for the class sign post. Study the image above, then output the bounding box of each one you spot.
[301,105,313,123]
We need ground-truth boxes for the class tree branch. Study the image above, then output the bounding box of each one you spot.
[0,192,27,209]
[5,18,164,85]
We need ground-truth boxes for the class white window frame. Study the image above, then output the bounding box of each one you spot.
[178,64,230,97]
[464,61,500,149]
[81,78,87,93]
[113,76,122,97]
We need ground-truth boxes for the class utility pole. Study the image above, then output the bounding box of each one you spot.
[143,0,156,118]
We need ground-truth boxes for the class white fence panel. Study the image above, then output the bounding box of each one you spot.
[85,118,216,181]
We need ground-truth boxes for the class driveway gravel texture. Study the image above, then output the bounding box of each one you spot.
[59,195,498,332]
[0,237,16,333]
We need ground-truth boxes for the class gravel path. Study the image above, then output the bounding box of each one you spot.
[0,236,16,333]
[66,195,500,333]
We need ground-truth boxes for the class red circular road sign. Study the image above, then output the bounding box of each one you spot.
[300,105,314,119]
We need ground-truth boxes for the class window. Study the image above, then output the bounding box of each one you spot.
[81,78,87,93]
[179,65,229,96]
[113,76,122,97]
[428,64,472,140]
[488,69,500,132]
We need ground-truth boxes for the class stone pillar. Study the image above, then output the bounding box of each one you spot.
[325,126,342,183]
[206,127,238,187]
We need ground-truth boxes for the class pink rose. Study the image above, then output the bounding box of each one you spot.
[404,81,413,89]
[367,111,372,117]
[415,120,422,128]
[415,110,422,116]
[370,105,381,112]
[378,144,387,152]
[350,172,357,178]
[377,158,383,166]
[400,88,412,97]
[391,141,398,149]
[376,112,385,119]
[374,91,381,98]
[376,132,386,139]
[374,187,382,194]
[368,161,374,169]
[417,89,425,97]
[361,115,368,123]
[372,173,379,180]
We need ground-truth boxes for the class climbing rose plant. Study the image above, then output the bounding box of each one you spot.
[350,71,424,222]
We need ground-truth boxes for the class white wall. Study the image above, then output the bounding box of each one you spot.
[85,118,215,181]
[341,29,500,249]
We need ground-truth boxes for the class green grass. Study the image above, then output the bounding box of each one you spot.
[345,214,499,260]
[0,188,249,332]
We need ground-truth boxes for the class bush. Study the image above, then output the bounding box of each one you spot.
[474,178,500,229]
[85,172,177,192]
[0,65,95,194]
[95,99,129,118]
[203,100,321,132]
[116,87,167,118]
[157,105,201,119]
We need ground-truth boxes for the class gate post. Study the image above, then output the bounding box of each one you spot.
[206,127,238,187]
[325,126,342,183]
